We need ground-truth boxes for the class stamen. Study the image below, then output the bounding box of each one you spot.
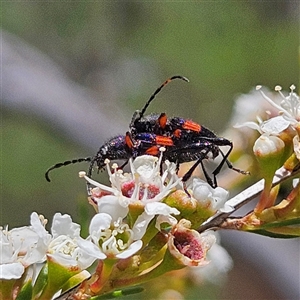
[277,89,286,99]
[105,161,113,178]
[96,220,134,255]
[79,171,114,193]
[79,171,86,178]
[278,85,300,120]
[258,89,292,118]
[112,163,118,170]
[131,179,140,200]
[142,184,149,201]
[38,215,48,227]
[157,147,166,170]
[129,157,135,174]
[274,85,282,91]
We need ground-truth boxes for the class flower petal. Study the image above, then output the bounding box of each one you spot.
[144,202,180,216]
[189,178,229,212]
[51,213,80,238]
[76,237,107,260]
[115,240,143,259]
[132,212,153,240]
[0,262,25,279]
[89,213,112,236]
[132,203,180,240]
[97,195,129,221]
[260,116,290,135]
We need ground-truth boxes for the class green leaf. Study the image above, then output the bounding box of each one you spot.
[248,227,300,238]
[90,286,144,299]
[15,279,33,300]
[32,264,48,298]
[60,270,91,293]
[37,258,81,299]
[259,217,300,229]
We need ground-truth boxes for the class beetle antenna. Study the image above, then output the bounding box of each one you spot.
[45,157,92,182]
[134,75,189,124]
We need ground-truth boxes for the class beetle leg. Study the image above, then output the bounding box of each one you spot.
[212,147,250,179]
[200,160,215,188]
[118,159,129,170]
[182,148,210,183]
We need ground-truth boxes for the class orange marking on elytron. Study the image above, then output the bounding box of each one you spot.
[146,146,160,155]
[158,113,167,129]
[155,136,174,146]
[182,120,201,132]
[125,132,134,149]
[173,129,181,138]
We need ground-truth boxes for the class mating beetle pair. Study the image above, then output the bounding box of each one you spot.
[45,76,247,188]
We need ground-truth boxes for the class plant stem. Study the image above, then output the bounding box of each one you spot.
[198,165,300,233]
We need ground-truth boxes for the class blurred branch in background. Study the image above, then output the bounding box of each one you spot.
[1,30,128,150]
[1,29,137,230]
[2,30,299,299]
[1,1,299,297]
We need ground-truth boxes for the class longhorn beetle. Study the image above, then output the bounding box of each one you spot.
[45,76,248,187]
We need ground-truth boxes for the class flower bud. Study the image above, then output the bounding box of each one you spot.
[164,179,229,228]
[253,135,285,158]
[253,135,285,179]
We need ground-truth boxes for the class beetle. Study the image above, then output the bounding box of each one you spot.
[45,77,185,182]
[128,76,247,187]
[45,76,248,186]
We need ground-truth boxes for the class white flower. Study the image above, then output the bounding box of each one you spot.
[0,212,50,279]
[235,115,290,136]
[168,219,216,267]
[47,213,95,269]
[77,152,183,260]
[187,178,230,212]
[231,88,268,126]
[234,85,300,138]
[80,150,181,206]
[257,84,300,125]
[129,155,162,184]
[132,202,180,240]
[95,194,129,222]
[0,229,25,279]
[77,213,143,260]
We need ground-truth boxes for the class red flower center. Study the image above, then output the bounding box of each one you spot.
[174,232,204,260]
[121,181,161,200]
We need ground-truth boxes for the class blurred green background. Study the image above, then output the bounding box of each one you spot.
[1,1,299,299]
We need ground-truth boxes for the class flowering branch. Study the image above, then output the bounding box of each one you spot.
[198,165,300,233]
[1,83,300,299]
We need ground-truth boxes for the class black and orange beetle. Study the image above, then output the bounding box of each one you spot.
[45,76,247,187]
